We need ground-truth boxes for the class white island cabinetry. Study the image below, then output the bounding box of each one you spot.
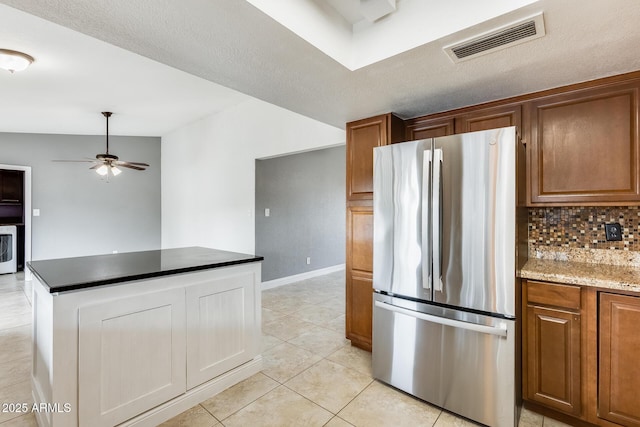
[29,248,262,427]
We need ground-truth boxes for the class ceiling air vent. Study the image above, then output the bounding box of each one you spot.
[444,13,545,63]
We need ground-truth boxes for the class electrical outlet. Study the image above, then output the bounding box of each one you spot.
[604,223,623,241]
[306,257,311,265]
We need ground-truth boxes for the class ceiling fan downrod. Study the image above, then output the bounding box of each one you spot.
[102,111,112,155]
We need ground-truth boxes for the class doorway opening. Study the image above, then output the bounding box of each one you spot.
[0,164,32,280]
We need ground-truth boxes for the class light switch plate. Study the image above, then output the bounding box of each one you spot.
[33,209,40,217]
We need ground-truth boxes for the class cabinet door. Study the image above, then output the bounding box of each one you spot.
[186,270,258,389]
[346,114,403,201]
[599,293,640,427]
[346,273,372,351]
[454,104,521,134]
[405,117,454,140]
[78,288,186,427]
[347,205,373,274]
[0,169,23,203]
[346,205,373,350]
[525,304,581,414]
[529,83,640,205]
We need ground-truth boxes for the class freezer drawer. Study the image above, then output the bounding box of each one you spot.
[373,294,516,427]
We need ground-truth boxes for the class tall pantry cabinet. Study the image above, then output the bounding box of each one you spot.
[345,114,404,350]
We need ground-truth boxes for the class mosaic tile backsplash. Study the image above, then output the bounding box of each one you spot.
[528,207,640,251]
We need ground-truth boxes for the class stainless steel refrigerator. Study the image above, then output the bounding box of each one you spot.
[372,126,525,427]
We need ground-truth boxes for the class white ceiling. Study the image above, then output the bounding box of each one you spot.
[246,0,537,70]
[0,4,251,136]
[1,0,640,136]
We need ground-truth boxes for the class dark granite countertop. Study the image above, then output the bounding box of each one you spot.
[27,246,263,293]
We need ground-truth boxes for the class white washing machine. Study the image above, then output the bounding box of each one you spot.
[0,225,17,274]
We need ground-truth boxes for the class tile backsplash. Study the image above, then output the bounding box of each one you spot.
[528,206,639,251]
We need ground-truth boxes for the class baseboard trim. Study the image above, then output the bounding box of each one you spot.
[261,264,345,290]
[122,356,263,427]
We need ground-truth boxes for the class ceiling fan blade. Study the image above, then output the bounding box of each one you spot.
[52,159,96,163]
[89,164,102,170]
[116,163,146,171]
[115,160,150,167]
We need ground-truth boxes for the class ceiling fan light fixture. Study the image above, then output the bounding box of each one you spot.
[0,49,34,73]
[53,112,150,178]
[96,164,109,176]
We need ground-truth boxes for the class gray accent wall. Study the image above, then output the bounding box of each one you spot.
[255,145,345,282]
[0,132,161,260]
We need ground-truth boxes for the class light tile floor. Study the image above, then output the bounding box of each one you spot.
[0,270,570,427]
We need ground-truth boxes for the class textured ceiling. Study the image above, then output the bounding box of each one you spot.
[1,0,640,135]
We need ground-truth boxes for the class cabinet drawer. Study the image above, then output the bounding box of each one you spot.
[526,280,581,310]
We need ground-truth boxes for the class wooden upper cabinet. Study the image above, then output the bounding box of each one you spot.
[405,116,454,141]
[599,293,640,427]
[529,82,640,205]
[454,104,522,134]
[346,114,405,201]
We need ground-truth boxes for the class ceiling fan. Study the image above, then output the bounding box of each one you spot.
[54,112,149,177]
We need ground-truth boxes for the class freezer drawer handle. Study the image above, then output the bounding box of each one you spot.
[375,301,508,338]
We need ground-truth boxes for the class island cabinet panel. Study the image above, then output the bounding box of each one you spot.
[529,82,640,205]
[598,293,640,427]
[523,280,582,416]
[346,113,404,201]
[346,205,374,350]
[186,270,258,389]
[78,288,187,427]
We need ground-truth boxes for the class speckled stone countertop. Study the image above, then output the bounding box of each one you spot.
[521,253,640,294]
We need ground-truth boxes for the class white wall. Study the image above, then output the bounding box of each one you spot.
[161,99,344,254]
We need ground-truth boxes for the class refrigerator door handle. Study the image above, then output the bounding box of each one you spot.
[374,301,508,338]
[432,149,443,292]
[422,150,432,291]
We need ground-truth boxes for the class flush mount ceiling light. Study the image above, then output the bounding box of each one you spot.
[53,112,150,179]
[0,49,34,73]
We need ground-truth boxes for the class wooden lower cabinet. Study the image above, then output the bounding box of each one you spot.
[526,305,581,414]
[599,293,640,427]
[346,273,373,350]
[523,280,582,416]
[346,205,374,350]
[524,281,640,427]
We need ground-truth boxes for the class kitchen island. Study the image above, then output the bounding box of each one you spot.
[27,247,263,427]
